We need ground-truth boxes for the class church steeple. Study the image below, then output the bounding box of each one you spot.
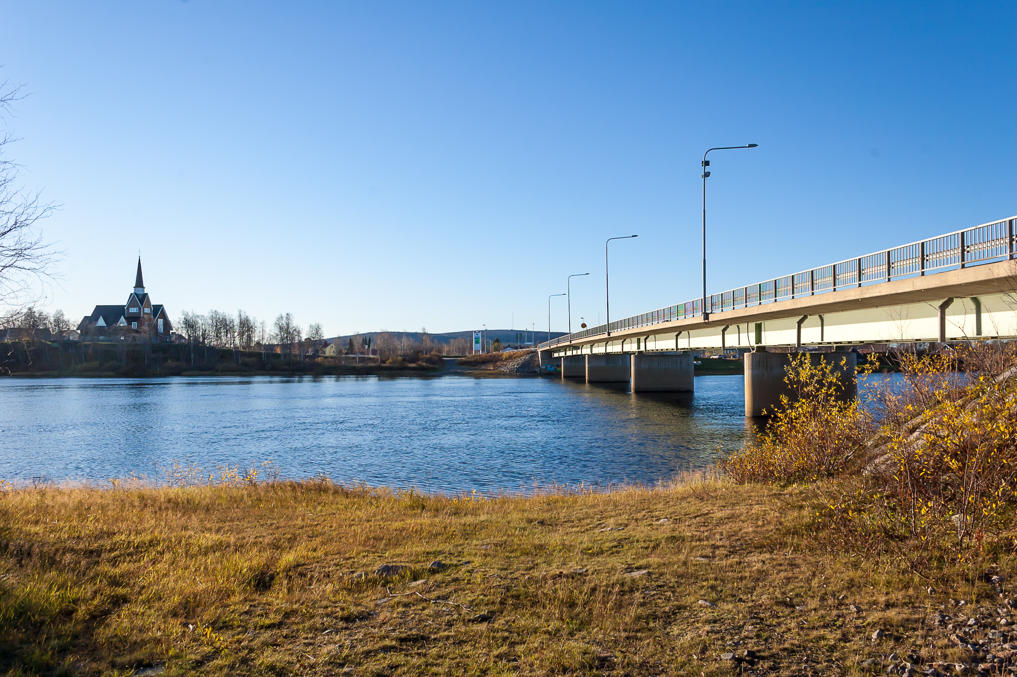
[134,257,145,295]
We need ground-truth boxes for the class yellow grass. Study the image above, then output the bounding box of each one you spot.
[0,477,1011,675]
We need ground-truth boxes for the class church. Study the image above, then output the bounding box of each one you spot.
[77,258,173,339]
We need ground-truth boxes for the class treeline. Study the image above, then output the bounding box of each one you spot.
[176,310,324,350]
[0,306,73,333]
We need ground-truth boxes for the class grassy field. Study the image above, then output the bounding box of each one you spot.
[2,476,1011,676]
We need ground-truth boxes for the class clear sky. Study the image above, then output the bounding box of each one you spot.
[3,1,1015,336]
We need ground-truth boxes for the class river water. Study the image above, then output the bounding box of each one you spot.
[0,374,753,493]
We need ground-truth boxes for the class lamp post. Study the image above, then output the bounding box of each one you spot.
[605,234,638,336]
[547,293,565,344]
[567,272,589,342]
[701,143,757,319]
[482,323,487,353]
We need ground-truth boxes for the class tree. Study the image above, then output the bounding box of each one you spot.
[237,310,255,349]
[21,306,42,330]
[273,313,298,357]
[0,81,54,304]
[307,323,324,343]
[51,309,69,334]
[491,338,502,352]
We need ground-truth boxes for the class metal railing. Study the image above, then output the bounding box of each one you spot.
[538,215,1017,350]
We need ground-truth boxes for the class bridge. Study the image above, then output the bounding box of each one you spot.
[537,215,1017,415]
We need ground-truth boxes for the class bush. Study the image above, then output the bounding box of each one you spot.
[876,344,1017,547]
[723,353,873,483]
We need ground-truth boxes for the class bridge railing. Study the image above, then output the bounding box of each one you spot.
[538,215,1017,350]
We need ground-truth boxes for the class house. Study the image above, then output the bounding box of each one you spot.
[77,258,173,340]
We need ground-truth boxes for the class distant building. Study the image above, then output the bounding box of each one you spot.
[77,258,173,340]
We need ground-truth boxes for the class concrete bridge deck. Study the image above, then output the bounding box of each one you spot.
[537,214,1017,415]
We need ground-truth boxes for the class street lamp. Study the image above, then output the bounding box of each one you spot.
[605,234,638,336]
[701,143,758,319]
[567,272,589,342]
[482,323,487,353]
[547,293,565,345]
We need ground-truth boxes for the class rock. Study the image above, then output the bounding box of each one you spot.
[698,599,715,608]
[872,628,884,641]
[571,567,588,575]
[693,556,711,563]
[656,518,671,524]
[135,667,166,676]
[860,658,877,669]
[468,612,494,623]
[849,604,862,613]
[967,618,978,627]
[626,569,650,578]
[350,572,367,581]
[720,653,736,661]
[375,564,408,577]
[428,560,447,571]
[409,579,427,587]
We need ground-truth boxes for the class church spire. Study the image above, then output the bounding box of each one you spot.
[134,257,145,294]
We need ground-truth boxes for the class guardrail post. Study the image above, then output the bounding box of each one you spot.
[886,250,892,282]
[857,258,863,287]
[919,241,926,276]
[959,230,966,269]
[809,269,815,296]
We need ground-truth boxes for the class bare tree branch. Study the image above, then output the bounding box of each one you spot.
[0,77,55,304]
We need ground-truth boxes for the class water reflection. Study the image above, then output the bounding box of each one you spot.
[0,374,753,493]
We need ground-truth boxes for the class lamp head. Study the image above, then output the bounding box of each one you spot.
[747,143,758,148]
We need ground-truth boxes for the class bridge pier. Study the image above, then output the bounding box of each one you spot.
[744,348,856,417]
[585,354,629,384]
[630,352,694,393]
[537,349,555,370]
[561,355,585,380]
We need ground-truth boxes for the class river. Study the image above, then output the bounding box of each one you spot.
[0,374,753,493]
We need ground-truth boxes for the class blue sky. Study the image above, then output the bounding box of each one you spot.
[3,1,1015,336]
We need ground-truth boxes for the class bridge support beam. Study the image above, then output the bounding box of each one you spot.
[630,352,694,393]
[744,348,856,417]
[586,354,630,384]
[561,355,585,380]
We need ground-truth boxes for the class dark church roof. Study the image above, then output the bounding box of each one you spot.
[83,305,126,327]
[135,257,144,289]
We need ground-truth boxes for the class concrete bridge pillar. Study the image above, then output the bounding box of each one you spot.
[537,350,554,369]
[744,348,856,417]
[585,354,630,384]
[561,355,585,380]
[629,352,694,393]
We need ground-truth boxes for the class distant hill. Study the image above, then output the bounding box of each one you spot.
[326,329,565,350]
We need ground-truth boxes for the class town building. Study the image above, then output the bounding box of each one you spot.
[77,258,172,340]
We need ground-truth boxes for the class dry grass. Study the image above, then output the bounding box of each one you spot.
[2,477,1012,675]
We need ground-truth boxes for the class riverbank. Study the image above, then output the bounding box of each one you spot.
[2,477,1013,676]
